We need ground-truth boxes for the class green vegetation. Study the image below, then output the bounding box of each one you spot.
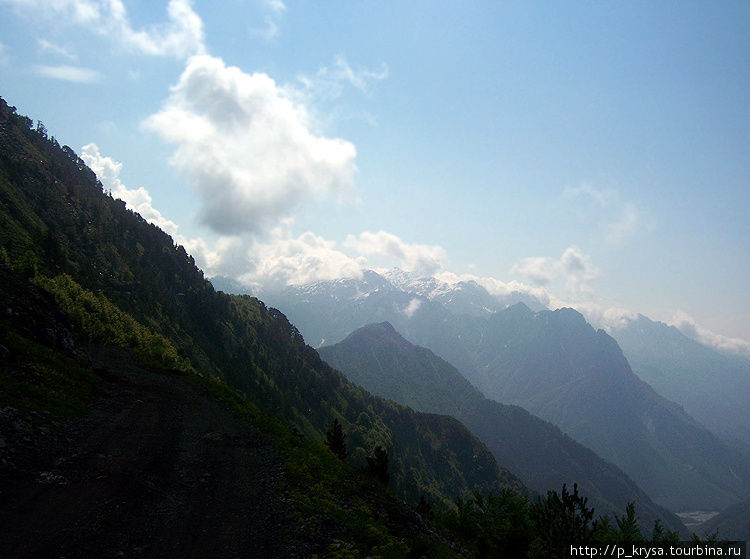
[0,93,519,506]
[326,418,350,460]
[35,274,193,373]
[428,484,682,559]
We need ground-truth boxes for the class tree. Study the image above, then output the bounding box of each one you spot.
[324,418,348,460]
[366,445,389,485]
[616,502,643,542]
[530,483,595,558]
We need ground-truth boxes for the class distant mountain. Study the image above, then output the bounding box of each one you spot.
[383,269,548,316]
[320,322,685,533]
[610,314,750,448]
[453,304,750,512]
[252,273,750,512]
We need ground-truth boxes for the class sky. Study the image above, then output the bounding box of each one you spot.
[0,1,748,354]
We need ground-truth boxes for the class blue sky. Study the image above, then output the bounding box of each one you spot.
[1,1,748,352]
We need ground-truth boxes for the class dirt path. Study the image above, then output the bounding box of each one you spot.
[0,347,299,558]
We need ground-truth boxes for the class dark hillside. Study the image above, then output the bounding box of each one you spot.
[0,265,459,557]
[0,95,519,506]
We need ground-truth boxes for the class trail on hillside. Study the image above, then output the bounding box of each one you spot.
[0,346,298,559]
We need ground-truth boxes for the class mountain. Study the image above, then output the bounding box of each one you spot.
[609,314,750,448]
[0,95,531,556]
[253,273,750,512]
[319,322,685,533]
[383,269,548,316]
[452,304,750,512]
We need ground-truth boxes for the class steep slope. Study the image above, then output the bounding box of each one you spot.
[0,96,520,508]
[610,314,750,448]
[0,266,460,557]
[319,322,685,534]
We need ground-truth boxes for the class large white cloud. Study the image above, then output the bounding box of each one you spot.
[344,230,446,277]
[3,0,205,59]
[143,54,358,235]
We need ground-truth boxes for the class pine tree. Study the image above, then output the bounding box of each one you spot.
[324,418,348,460]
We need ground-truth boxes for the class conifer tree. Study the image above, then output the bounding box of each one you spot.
[324,418,348,460]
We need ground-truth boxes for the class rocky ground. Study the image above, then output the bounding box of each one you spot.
[0,346,305,559]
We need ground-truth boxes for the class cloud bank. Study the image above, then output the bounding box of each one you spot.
[143,54,357,235]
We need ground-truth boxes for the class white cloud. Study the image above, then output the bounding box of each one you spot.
[298,55,389,100]
[250,0,286,40]
[434,271,552,308]
[344,230,446,277]
[510,256,558,286]
[607,202,640,244]
[564,183,645,244]
[240,224,366,288]
[403,298,422,318]
[511,246,600,298]
[34,64,101,83]
[37,38,77,60]
[568,301,638,331]
[143,54,357,235]
[80,143,180,236]
[5,0,205,59]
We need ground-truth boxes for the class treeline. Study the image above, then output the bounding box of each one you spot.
[428,485,686,558]
[325,419,718,558]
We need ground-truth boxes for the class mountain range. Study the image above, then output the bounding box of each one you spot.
[319,321,683,532]
[245,270,750,513]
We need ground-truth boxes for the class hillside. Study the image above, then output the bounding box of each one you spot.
[0,265,458,557]
[319,322,684,534]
